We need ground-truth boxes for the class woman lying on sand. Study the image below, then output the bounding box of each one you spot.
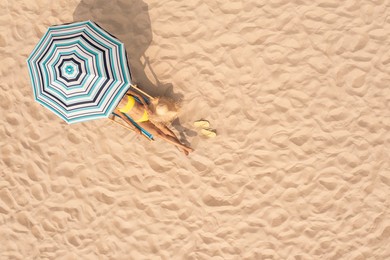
[113,88,194,155]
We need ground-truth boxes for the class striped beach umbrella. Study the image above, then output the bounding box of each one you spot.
[27,20,131,123]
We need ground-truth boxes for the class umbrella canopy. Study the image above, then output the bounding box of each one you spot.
[27,20,131,123]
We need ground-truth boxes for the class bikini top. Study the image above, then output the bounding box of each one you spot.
[119,95,149,122]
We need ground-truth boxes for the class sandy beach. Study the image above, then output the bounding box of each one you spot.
[1,0,390,259]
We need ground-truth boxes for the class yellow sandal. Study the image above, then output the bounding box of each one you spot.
[193,120,210,128]
[201,128,217,138]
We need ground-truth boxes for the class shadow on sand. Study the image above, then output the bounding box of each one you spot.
[74,0,163,95]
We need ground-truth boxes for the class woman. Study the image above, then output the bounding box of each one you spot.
[114,89,193,155]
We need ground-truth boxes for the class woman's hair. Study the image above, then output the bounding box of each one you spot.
[149,96,181,124]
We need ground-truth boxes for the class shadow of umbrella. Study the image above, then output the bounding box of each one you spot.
[73,0,167,97]
[73,0,193,142]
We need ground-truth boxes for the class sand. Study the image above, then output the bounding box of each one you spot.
[1,0,390,259]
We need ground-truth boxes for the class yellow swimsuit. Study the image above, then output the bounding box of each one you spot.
[119,95,149,122]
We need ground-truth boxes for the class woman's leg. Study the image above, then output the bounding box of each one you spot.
[153,122,177,138]
[152,123,190,154]
[139,121,193,155]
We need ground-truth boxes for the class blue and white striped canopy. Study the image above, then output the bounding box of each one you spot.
[27,20,131,124]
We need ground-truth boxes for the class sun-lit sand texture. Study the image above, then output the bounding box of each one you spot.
[1,0,390,259]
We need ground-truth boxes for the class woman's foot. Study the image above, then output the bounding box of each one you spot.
[175,146,192,155]
[181,146,193,156]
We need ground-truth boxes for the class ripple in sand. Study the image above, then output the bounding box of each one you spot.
[67,130,81,144]
[0,189,16,210]
[5,113,21,126]
[289,130,310,146]
[216,0,243,14]
[269,130,290,148]
[262,206,289,227]
[263,45,289,64]
[280,187,299,202]
[15,212,35,232]
[31,183,46,201]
